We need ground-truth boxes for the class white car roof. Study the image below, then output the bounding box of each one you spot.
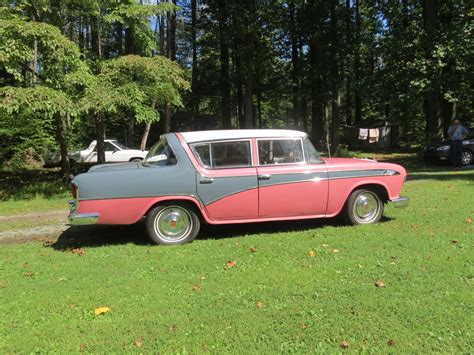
[179,129,307,143]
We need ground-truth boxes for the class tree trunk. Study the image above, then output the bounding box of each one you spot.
[244,68,254,129]
[159,15,165,55]
[164,103,172,133]
[125,27,134,54]
[95,113,106,164]
[309,36,324,148]
[235,52,245,129]
[141,123,152,151]
[354,0,362,124]
[423,0,441,141]
[330,0,341,154]
[217,0,232,128]
[345,0,352,126]
[55,113,70,175]
[290,2,301,129]
[167,0,177,60]
[90,9,102,58]
[190,0,199,125]
[140,99,156,149]
[126,114,135,147]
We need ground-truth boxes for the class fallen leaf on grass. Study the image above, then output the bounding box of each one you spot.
[135,338,143,348]
[58,277,66,282]
[331,249,340,253]
[340,340,350,349]
[169,324,177,333]
[192,284,201,291]
[301,323,309,329]
[22,261,29,269]
[321,244,329,248]
[71,248,85,256]
[1,282,8,288]
[256,301,265,308]
[451,240,459,244]
[200,274,206,280]
[308,250,316,257]
[94,307,111,315]
[357,264,363,268]
[23,272,34,277]
[387,338,398,347]
[249,247,257,253]
[374,280,386,288]
[225,261,237,268]
[69,304,76,309]
[466,217,472,224]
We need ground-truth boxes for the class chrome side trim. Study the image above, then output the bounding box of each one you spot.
[389,196,409,208]
[68,212,100,225]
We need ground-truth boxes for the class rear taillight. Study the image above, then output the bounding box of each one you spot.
[71,183,77,199]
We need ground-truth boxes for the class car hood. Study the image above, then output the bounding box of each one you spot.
[324,157,406,175]
[88,162,143,173]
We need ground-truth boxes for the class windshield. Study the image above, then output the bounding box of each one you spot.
[144,138,177,166]
[303,137,324,164]
[111,140,129,150]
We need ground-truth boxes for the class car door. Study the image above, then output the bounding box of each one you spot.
[256,137,328,217]
[104,142,122,162]
[192,140,259,220]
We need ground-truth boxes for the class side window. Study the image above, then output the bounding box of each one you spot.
[258,139,304,165]
[193,143,211,166]
[105,142,117,151]
[192,141,251,168]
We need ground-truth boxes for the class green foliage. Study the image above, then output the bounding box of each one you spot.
[82,55,190,123]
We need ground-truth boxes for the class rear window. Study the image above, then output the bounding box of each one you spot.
[191,140,251,168]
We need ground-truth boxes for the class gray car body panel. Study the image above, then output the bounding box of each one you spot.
[74,134,197,201]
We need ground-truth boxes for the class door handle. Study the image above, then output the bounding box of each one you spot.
[199,177,214,184]
[258,174,271,180]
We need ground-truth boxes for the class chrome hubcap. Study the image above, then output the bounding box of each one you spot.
[353,192,379,223]
[154,206,192,242]
[461,151,471,165]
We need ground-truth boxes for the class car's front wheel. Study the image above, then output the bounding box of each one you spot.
[146,203,200,245]
[461,150,473,166]
[343,188,384,225]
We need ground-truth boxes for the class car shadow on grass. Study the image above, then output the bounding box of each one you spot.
[51,216,394,249]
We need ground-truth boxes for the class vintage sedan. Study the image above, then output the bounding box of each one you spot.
[69,130,409,245]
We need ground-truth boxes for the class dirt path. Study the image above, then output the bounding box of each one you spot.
[0,210,69,245]
[0,210,67,222]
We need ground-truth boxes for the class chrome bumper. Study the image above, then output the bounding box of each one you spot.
[390,196,409,208]
[68,200,99,225]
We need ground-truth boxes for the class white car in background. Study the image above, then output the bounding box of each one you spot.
[43,139,148,167]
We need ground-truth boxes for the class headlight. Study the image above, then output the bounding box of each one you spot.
[437,145,449,151]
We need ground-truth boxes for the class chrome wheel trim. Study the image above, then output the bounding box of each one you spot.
[153,206,193,242]
[352,192,380,223]
[461,151,472,166]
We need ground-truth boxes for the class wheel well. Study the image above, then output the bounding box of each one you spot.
[129,157,144,162]
[145,199,206,222]
[351,184,389,203]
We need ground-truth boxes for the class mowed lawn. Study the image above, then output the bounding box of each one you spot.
[1,168,473,352]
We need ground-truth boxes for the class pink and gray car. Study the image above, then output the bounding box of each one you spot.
[69,129,408,245]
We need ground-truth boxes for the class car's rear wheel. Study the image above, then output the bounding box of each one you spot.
[146,203,200,245]
[130,158,143,162]
[461,150,472,166]
[343,188,384,225]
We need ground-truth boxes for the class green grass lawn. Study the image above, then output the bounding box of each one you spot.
[0,163,473,352]
[0,169,69,216]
